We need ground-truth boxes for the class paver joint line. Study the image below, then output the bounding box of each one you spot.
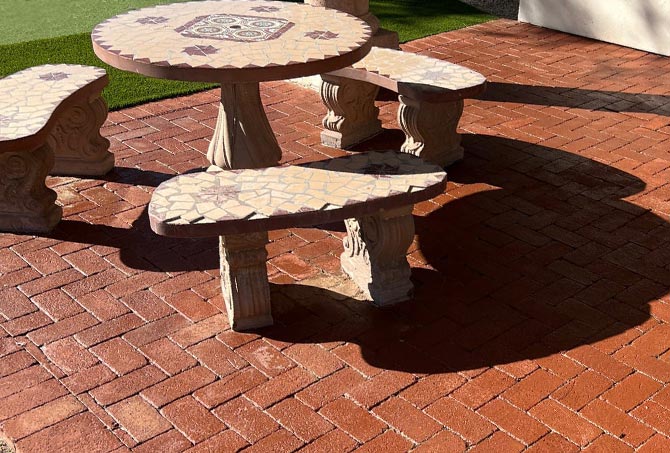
[2,17,670,453]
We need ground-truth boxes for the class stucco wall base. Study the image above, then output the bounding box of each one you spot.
[519,0,670,56]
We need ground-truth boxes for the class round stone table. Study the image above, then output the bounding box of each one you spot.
[92,0,372,169]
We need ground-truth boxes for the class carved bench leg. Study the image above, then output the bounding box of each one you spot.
[341,206,415,305]
[219,232,273,331]
[49,92,113,176]
[398,95,465,167]
[0,143,62,233]
[320,74,382,149]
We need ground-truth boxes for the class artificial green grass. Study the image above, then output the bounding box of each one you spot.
[0,1,492,110]
[371,0,492,42]
[0,0,196,45]
[0,34,217,110]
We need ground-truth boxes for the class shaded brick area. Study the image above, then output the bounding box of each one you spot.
[2,19,670,451]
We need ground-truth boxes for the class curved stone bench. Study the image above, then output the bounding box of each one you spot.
[320,47,487,167]
[0,64,112,233]
[149,151,446,331]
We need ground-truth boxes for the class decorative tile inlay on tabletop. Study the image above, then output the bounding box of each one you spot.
[137,16,169,24]
[249,5,280,13]
[91,0,372,78]
[304,30,339,40]
[183,45,219,56]
[176,14,294,42]
[150,152,446,234]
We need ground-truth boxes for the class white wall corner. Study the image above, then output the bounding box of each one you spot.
[519,0,670,56]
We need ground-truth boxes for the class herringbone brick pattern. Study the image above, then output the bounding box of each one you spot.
[2,19,670,451]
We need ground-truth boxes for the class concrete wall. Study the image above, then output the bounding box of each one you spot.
[519,0,670,56]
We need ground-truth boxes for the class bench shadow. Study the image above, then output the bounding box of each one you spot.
[482,81,670,115]
[86,166,191,187]
[261,133,667,374]
[50,211,219,273]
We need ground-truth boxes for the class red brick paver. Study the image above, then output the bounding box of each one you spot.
[2,19,670,451]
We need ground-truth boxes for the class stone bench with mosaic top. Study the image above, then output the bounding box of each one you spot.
[149,151,447,331]
[320,47,487,167]
[0,64,112,233]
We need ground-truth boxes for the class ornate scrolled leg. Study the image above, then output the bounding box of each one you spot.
[341,206,415,305]
[320,74,382,149]
[398,95,465,167]
[49,92,113,176]
[219,232,273,330]
[208,83,281,170]
[0,143,62,233]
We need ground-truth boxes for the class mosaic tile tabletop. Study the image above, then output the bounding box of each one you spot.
[331,47,487,101]
[92,0,372,83]
[150,151,447,237]
[0,65,106,143]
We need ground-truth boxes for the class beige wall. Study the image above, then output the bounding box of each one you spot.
[519,0,670,56]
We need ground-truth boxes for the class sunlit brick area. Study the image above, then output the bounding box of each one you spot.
[2,19,670,451]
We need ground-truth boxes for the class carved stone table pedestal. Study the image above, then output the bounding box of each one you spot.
[207,83,282,170]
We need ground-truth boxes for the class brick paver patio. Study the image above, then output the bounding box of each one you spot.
[2,19,670,452]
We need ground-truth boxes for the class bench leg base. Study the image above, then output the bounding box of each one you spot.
[50,94,114,176]
[341,206,414,306]
[0,144,62,234]
[219,232,273,331]
[320,75,382,149]
[398,96,465,167]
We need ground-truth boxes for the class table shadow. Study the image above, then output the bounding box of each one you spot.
[481,81,670,115]
[46,132,669,374]
[260,134,667,373]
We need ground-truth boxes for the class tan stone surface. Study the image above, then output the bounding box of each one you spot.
[92,0,373,83]
[329,47,486,102]
[149,151,446,237]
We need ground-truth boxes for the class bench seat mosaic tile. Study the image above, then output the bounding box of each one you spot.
[149,151,446,237]
[0,65,106,142]
[331,47,486,100]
